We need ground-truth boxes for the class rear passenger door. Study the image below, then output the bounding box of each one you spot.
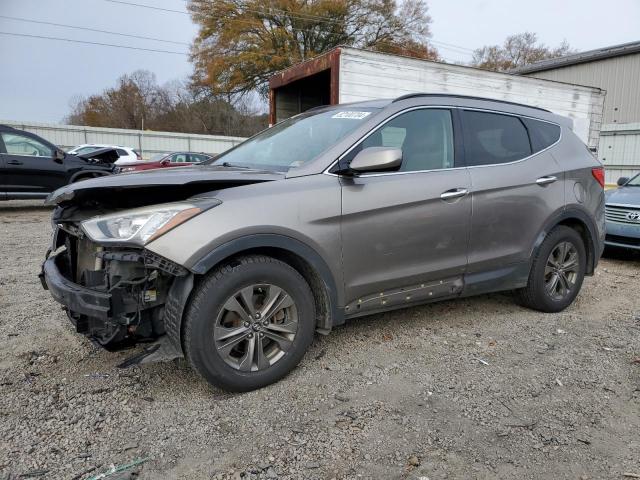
[462,109,564,288]
[0,136,7,199]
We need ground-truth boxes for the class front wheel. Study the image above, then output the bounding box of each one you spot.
[183,255,315,392]
[518,226,586,313]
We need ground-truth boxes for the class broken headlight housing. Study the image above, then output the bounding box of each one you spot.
[81,199,221,246]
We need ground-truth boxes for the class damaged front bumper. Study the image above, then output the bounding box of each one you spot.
[41,254,112,319]
[40,226,192,361]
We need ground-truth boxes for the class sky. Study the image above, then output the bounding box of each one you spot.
[0,0,639,123]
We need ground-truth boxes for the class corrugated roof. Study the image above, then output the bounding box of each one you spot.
[512,40,640,74]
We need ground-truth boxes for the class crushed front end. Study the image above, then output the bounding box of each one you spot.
[38,165,277,357]
[41,217,188,349]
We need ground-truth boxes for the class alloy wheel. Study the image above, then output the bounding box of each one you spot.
[544,241,580,301]
[214,284,298,371]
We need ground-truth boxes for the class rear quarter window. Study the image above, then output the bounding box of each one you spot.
[522,118,561,152]
[461,110,532,166]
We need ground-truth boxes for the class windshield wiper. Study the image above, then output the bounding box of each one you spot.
[220,161,251,169]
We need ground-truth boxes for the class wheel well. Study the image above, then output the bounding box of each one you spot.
[71,171,108,183]
[556,218,595,274]
[201,247,333,334]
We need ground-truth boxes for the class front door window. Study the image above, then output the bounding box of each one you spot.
[1,132,53,157]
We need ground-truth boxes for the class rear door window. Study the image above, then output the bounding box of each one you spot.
[461,111,532,166]
[522,118,561,152]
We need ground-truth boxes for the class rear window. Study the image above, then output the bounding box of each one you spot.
[523,118,561,152]
[116,149,128,156]
[461,110,532,166]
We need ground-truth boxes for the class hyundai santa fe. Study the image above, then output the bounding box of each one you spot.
[40,94,605,391]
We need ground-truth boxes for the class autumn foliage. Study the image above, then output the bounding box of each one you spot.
[188,0,439,96]
[471,32,574,72]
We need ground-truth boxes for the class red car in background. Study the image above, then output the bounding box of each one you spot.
[117,152,213,173]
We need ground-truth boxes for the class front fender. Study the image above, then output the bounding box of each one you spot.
[68,169,112,183]
[189,233,341,324]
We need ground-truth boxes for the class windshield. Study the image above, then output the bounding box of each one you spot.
[210,108,380,171]
[626,174,640,186]
[74,146,102,155]
[150,153,168,161]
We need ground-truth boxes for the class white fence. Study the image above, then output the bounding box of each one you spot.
[0,120,247,159]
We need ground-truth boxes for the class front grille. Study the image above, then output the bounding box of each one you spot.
[605,204,640,225]
[605,234,640,247]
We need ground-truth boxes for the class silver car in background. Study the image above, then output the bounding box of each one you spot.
[41,94,605,391]
[604,173,640,250]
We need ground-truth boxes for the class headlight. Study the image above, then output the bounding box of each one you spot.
[81,199,221,246]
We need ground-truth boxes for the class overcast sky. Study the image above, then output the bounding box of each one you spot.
[1,0,639,123]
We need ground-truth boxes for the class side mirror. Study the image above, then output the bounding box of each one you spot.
[54,148,65,163]
[349,147,402,173]
[617,176,629,186]
[160,159,170,166]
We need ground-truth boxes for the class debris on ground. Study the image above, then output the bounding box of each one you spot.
[86,458,148,480]
[2,201,639,479]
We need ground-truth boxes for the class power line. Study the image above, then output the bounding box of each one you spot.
[0,31,188,55]
[104,0,189,14]
[0,14,190,46]
[107,0,476,53]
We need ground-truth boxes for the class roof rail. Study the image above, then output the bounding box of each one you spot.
[392,93,551,113]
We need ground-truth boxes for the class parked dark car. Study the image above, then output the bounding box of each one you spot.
[117,152,213,173]
[41,94,605,391]
[0,125,117,200]
[604,173,640,250]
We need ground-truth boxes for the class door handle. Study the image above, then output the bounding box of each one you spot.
[440,188,469,200]
[536,176,557,186]
[7,160,23,165]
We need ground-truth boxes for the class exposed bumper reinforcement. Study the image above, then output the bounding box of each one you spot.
[41,255,112,319]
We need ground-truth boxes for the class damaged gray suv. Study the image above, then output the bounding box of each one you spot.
[41,94,605,391]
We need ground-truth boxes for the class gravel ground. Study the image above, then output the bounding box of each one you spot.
[1,200,639,480]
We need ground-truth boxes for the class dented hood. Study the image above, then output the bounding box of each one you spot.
[75,147,121,164]
[46,165,284,207]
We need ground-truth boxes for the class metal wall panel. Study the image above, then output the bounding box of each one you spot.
[524,53,640,124]
[0,120,246,159]
[599,122,640,183]
[338,48,605,148]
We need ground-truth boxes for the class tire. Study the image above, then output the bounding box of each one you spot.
[70,175,92,183]
[183,255,315,392]
[518,226,586,313]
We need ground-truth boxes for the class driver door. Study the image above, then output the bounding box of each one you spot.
[0,130,66,195]
[340,108,472,313]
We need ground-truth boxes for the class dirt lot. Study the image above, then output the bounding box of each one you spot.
[1,200,639,480]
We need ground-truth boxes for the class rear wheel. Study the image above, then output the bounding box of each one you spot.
[518,226,586,312]
[183,255,315,391]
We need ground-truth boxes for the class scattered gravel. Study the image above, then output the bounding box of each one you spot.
[1,200,639,479]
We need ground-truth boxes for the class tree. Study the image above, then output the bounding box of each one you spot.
[66,70,268,136]
[471,32,574,72]
[188,0,438,97]
[67,71,159,130]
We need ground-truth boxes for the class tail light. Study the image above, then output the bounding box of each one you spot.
[591,167,605,188]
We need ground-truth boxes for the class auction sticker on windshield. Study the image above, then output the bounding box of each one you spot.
[331,111,372,120]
